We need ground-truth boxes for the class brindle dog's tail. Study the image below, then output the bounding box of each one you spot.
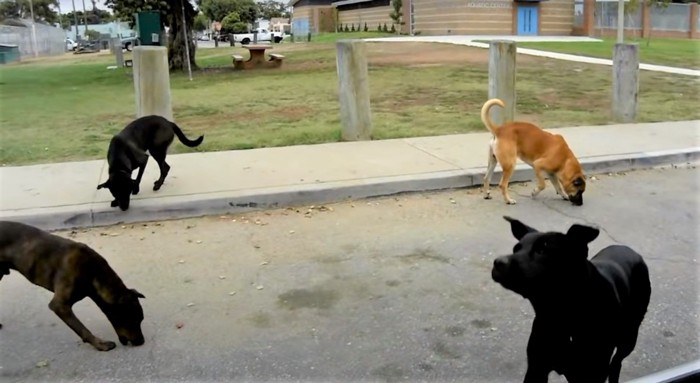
[480,98,506,135]
[171,122,204,147]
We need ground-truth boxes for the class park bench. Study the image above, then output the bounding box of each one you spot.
[232,54,244,64]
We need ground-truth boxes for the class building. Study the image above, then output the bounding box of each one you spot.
[288,0,336,35]
[290,0,576,36]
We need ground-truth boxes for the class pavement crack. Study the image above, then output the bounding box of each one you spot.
[534,197,623,244]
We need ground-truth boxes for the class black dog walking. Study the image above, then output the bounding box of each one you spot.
[97,115,204,211]
[491,216,651,383]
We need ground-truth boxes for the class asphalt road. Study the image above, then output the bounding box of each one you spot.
[1,166,698,383]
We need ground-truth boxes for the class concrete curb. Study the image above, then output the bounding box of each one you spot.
[3,148,698,232]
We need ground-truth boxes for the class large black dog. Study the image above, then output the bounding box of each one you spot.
[491,216,651,383]
[97,115,203,211]
[0,221,145,351]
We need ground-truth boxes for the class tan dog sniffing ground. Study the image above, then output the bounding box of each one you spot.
[481,98,586,206]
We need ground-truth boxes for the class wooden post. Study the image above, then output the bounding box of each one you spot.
[612,43,639,123]
[336,40,372,141]
[132,46,173,120]
[583,0,595,36]
[690,3,699,39]
[488,40,517,126]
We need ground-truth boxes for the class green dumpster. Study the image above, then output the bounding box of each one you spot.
[0,44,20,64]
[135,11,163,46]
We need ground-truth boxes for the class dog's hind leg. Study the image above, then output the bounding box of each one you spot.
[483,146,498,200]
[48,294,116,351]
[498,163,517,205]
[150,148,170,191]
[608,324,642,383]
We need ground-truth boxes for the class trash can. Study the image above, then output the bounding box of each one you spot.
[135,11,163,46]
[0,44,20,64]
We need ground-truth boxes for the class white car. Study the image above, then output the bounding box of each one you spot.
[66,38,78,51]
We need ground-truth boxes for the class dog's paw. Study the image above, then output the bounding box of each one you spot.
[483,193,492,200]
[132,185,140,195]
[505,199,517,205]
[531,188,542,198]
[110,200,119,207]
[93,340,117,351]
[153,182,162,191]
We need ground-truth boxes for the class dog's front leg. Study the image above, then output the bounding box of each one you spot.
[132,159,148,195]
[530,161,548,198]
[48,296,116,351]
[547,174,568,200]
[523,317,562,383]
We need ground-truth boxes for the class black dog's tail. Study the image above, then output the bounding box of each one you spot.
[171,122,204,147]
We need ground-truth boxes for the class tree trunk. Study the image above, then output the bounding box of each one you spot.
[167,0,198,71]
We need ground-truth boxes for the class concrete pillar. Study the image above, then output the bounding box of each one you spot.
[132,46,172,121]
[336,40,372,141]
[115,43,124,67]
[488,40,517,126]
[612,43,639,123]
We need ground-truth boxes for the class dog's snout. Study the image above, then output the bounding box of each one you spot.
[569,193,583,206]
[493,257,509,271]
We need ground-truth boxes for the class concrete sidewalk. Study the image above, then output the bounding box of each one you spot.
[0,120,698,231]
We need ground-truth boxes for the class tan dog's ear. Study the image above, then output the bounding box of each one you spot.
[97,180,110,190]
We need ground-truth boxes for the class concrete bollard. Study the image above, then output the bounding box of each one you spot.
[132,46,173,121]
[488,40,517,126]
[336,40,372,141]
[112,38,124,67]
[612,43,639,123]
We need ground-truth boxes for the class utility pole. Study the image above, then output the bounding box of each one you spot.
[617,0,625,43]
[28,0,38,57]
[71,0,79,40]
[82,0,88,35]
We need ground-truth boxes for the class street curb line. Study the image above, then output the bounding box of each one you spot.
[2,148,698,231]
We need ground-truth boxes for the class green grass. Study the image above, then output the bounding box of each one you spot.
[517,38,700,69]
[310,31,396,43]
[0,41,698,165]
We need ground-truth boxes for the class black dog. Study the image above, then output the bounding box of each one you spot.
[0,221,146,351]
[491,216,651,383]
[97,115,204,210]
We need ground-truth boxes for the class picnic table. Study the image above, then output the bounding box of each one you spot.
[232,44,285,70]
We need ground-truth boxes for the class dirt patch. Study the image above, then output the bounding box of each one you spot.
[365,42,539,66]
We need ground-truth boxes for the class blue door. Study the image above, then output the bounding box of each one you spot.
[292,18,310,36]
[517,5,539,36]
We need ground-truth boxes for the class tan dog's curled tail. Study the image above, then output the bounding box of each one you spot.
[481,98,506,135]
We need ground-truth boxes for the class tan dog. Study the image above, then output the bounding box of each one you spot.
[481,98,586,205]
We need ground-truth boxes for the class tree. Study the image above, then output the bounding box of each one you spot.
[200,0,256,25]
[105,0,198,71]
[193,12,208,31]
[256,0,289,20]
[389,0,403,34]
[85,29,101,40]
[64,8,113,25]
[220,11,247,33]
[0,0,60,24]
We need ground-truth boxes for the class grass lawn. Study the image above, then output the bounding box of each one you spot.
[0,37,699,165]
[517,37,700,69]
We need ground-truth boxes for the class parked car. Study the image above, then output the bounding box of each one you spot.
[65,38,78,51]
[197,35,210,41]
[121,36,138,51]
[232,28,284,45]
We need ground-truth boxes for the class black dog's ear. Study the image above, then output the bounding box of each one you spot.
[131,288,146,299]
[97,180,110,190]
[503,216,538,240]
[573,177,585,187]
[566,224,599,244]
